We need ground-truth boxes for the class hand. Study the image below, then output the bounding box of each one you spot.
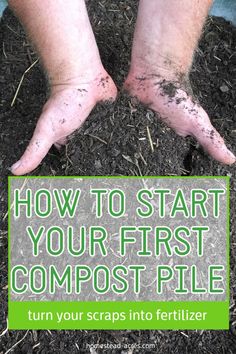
[11,74,117,175]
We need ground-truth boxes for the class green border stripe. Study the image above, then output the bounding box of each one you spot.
[8,176,230,330]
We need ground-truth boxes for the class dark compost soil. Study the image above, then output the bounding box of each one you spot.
[0,1,236,353]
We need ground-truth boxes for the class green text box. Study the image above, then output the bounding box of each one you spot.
[9,301,229,330]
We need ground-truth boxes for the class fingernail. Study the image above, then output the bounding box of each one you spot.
[226,151,236,164]
[229,151,236,160]
[11,161,22,172]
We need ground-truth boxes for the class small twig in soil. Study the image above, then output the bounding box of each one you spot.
[3,178,28,221]
[139,152,147,166]
[5,330,29,354]
[88,134,108,145]
[32,343,41,350]
[2,42,7,58]
[0,318,8,337]
[11,58,39,107]
[6,25,22,38]
[146,126,154,152]
[180,331,189,338]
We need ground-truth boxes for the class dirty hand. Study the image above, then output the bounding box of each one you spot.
[125,76,235,165]
[11,77,117,175]
[125,0,235,165]
[9,0,117,175]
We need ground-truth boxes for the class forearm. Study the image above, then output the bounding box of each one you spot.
[8,0,102,85]
[132,0,213,75]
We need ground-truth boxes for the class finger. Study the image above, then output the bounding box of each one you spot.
[11,123,54,175]
[190,111,235,165]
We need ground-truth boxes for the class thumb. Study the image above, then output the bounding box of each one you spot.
[190,111,235,165]
[11,121,55,175]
